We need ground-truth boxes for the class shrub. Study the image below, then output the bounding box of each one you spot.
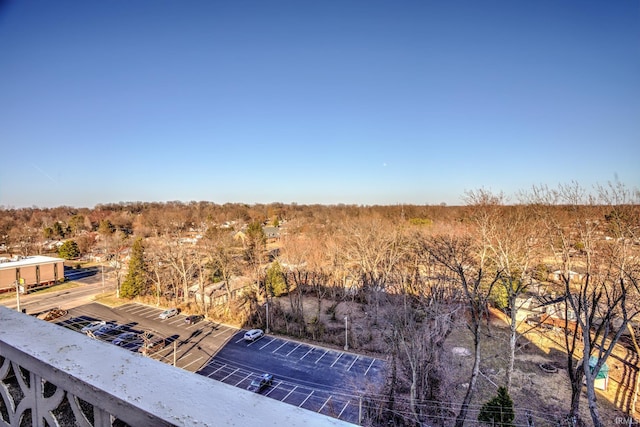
[478,386,514,427]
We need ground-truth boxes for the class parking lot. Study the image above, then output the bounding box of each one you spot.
[56,302,386,424]
[198,333,384,424]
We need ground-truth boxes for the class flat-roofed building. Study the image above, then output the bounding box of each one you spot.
[0,255,65,294]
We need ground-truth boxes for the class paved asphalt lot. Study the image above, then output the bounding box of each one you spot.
[56,302,386,424]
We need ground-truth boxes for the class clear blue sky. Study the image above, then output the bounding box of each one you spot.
[1,1,638,208]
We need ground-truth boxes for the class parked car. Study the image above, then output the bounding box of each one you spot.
[112,331,140,346]
[185,314,204,325]
[159,308,178,320]
[243,329,264,342]
[81,320,106,334]
[247,373,274,392]
[92,324,126,340]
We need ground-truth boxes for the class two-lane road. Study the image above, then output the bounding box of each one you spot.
[0,267,117,314]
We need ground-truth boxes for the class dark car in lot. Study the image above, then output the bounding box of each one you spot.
[247,373,274,392]
[112,331,141,347]
[185,314,204,325]
[91,323,126,340]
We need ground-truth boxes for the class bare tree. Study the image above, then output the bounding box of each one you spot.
[159,232,200,304]
[387,235,460,426]
[201,226,241,316]
[531,182,640,427]
[466,189,542,391]
[424,232,501,427]
[340,218,407,324]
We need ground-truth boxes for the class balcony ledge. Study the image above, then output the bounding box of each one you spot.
[0,306,355,426]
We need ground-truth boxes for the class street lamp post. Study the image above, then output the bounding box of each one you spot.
[15,280,21,313]
[265,302,270,334]
[101,262,105,293]
[344,315,349,351]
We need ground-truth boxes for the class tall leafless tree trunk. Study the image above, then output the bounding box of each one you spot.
[425,234,501,427]
[465,189,541,391]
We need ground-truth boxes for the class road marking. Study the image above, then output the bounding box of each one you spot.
[180,357,203,371]
[330,353,343,367]
[221,367,239,382]
[319,396,332,413]
[286,343,301,356]
[364,358,376,376]
[283,385,298,401]
[264,381,280,397]
[246,336,264,346]
[260,339,276,350]
[207,363,227,377]
[347,355,359,371]
[236,372,253,387]
[300,348,314,360]
[213,327,233,338]
[315,350,328,364]
[299,390,314,408]
[338,401,350,418]
[272,342,287,353]
[235,336,246,344]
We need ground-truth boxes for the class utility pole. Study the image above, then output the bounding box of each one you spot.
[344,315,349,351]
[15,280,21,312]
[265,301,270,334]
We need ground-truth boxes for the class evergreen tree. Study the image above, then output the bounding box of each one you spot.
[58,240,80,259]
[53,221,67,239]
[478,387,515,427]
[266,261,286,297]
[120,237,146,299]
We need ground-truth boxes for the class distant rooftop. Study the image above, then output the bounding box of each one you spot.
[0,255,64,269]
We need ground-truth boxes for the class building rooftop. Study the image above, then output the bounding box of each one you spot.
[0,255,64,269]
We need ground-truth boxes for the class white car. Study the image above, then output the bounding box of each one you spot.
[81,320,106,334]
[159,308,178,319]
[244,329,264,342]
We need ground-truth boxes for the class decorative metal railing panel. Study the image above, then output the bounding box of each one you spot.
[0,355,119,427]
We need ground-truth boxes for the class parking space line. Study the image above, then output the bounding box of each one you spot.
[180,357,203,371]
[330,353,343,367]
[283,385,298,401]
[264,381,280,397]
[221,367,239,382]
[319,396,332,413]
[299,390,314,408]
[364,358,376,376]
[236,372,253,387]
[260,339,276,350]
[338,401,350,419]
[213,327,233,338]
[272,342,287,353]
[315,350,328,364]
[286,343,301,356]
[207,363,227,377]
[235,336,246,344]
[300,348,313,360]
[347,355,359,371]
[246,337,264,346]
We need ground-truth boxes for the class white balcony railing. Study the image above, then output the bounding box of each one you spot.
[0,306,355,427]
